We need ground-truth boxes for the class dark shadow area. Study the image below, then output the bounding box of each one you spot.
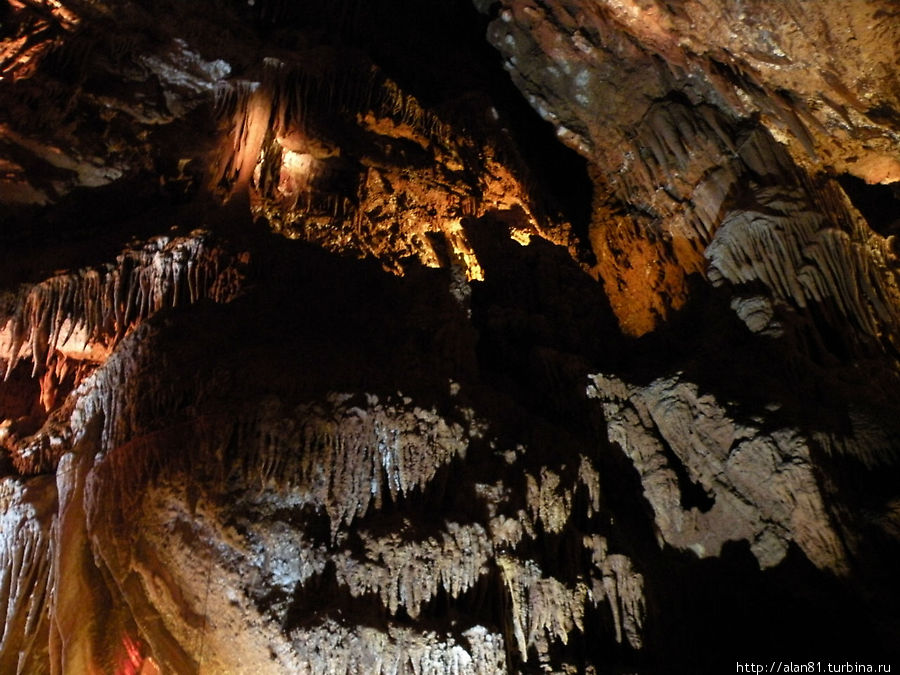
[838,173,900,236]
[642,541,900,673]
[465,213,622,429]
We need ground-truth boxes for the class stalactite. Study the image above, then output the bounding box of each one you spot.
[0,233,244,380]
[525,467,572,534]
[334,522,493,620]
[209,47,557,290]
[57,328,647,670]
[496,555,589,663]
[7,412,70,477]
[214,56,453,199]
[490,515,529,554]
[72,336,476,537]
[577,455,602,518]
[95,461,512,673]
[0,476,55,674]
[212,55,549,286]
[582,535,645,650]
[286,620,506,675]
[705,182,900,353]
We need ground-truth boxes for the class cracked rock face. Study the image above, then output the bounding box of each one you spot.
[1,0,899,672]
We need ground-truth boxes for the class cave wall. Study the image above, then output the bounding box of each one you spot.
[1,0,899,672]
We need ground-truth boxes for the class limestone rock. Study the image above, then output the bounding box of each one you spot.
[1,0,898,671]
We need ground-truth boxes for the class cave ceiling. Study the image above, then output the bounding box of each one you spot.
[1,0,899,672]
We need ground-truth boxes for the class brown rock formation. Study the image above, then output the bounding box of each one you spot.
[1,0,898,672]
[487,0,900,335]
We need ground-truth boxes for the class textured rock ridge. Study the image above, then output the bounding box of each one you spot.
[589,373,847,572]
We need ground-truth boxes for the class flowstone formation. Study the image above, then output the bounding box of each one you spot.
[1,0,899,673]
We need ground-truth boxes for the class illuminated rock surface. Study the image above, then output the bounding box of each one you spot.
[1,0,898,672]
